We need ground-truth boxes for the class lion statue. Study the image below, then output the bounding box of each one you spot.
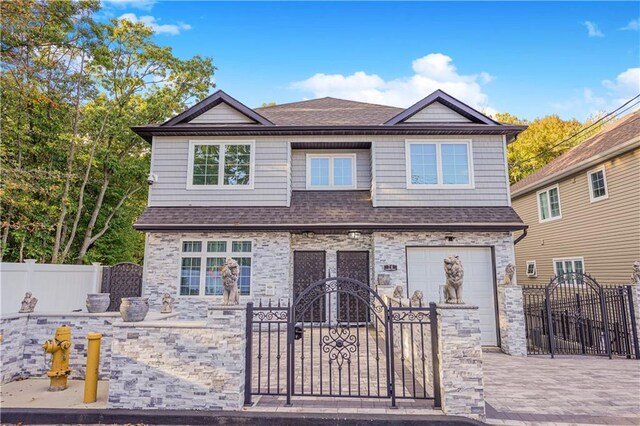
[632,261,640,284]
[19,292,38,313]
[443,255,464,304]
[392,285,404,299]
[410,290,424,307]
[219,257,240,306]
[503,263,515,285]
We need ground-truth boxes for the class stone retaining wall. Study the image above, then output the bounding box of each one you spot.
[497,285,527,356]
[0,315,28,383]
[108,307,246,411]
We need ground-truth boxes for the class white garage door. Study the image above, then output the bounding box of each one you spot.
[406,247,498,346]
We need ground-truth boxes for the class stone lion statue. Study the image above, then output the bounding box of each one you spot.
[410,290,424,306]
[443,255,464,304]
[503,263,515,285]
[19,292,38,313]
[161,292,174,313]
[392,285,404,299]
[632,261,640,284]
[220,257,240,306]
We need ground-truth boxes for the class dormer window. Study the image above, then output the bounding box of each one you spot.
[405,140,474,188]
[187,140,254,189]
[306,154,356,189]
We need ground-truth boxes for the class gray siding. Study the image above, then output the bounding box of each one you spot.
[374,135,509,207]
[405,102,470,123]
[149,136,288,207]
[188,103,255,124]
[291,149,371,190]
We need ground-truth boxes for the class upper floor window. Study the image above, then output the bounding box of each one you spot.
[306,154,356,189]
[553,257,584,285]
[179,239,252,296]
[537,184,561,223]
[526,260,537,277]
[587,166,608,202]
[187,141,254,189]
[405,140,474,188]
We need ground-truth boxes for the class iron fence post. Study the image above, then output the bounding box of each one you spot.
[387,307,396,408]
[544,286,555,358]
[429,302,441,409]
[618,287,632,358]
[626,286,640,359]
[599,287,612,359]
[286,304,293,406]
[244,302,253,406]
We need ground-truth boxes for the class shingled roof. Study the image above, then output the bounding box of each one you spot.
[135,191,525,232]
[511,110,640,197]
[254,97,403,126]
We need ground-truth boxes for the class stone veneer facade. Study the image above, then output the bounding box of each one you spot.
[0,312,119,383]
[108,307,245,410]
[436,304,485,421]
[497,285,527,356]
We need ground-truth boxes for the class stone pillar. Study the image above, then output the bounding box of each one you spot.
[436,304,485,422]
[497,284,527,357]
[630,285,640,351]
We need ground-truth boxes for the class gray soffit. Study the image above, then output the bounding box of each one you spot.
[384,90,500,125]
[161,90,275,127]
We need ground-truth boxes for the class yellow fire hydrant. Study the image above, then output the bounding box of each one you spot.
[42,324,72,391]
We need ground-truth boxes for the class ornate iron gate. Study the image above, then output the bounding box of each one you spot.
[245,277,441,408]
[101,262,143,311]
[523,272,639,358]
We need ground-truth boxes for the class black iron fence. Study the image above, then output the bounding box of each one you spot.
[523,273,639,359]
[244,277,441,408]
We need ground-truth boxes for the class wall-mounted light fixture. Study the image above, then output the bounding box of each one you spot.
[348,230,362,240]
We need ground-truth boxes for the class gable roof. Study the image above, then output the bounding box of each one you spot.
[254,97,403,126]
[384,89,499,125]
[132,89,526,142]
[161,90,274,126]
[511,110,640,197]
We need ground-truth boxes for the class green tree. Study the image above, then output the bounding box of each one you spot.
[1,1,216,264]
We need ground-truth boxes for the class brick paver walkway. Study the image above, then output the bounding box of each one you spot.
[483,350,640,425]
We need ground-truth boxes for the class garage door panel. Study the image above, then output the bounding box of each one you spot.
[406,247,497,346]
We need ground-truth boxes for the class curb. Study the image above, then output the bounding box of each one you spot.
[0,408,486,425]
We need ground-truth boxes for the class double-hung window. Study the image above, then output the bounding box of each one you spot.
[405,140,473,188]
[587,166,608,202]
[306,154,356,189]
[537,185,561,223]
[187,141,254,189]
[553,257,584,285]
[179,240,252,296]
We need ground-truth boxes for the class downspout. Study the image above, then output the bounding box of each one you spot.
[513,227,528,245]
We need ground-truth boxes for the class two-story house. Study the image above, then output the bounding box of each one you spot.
[511,110,640,286]
[132,89,527,346]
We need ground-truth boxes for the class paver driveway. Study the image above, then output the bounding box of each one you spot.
[483,350,640,425]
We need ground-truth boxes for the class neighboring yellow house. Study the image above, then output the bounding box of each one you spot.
[511,110,640,286]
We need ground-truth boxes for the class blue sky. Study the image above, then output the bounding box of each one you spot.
[102,1,640,121]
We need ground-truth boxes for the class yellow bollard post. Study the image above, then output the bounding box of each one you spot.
[83,332,102,403]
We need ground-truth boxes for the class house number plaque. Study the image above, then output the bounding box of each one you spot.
[384,264,398,271]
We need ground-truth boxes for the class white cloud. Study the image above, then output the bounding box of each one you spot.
[552,68,640,118]
[584,21,604,37]
[290,53,495,113]
[118,13,191,35]
[620,19,640,31]
[103,0,156,11]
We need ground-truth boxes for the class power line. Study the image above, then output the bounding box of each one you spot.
[510,94,640,168]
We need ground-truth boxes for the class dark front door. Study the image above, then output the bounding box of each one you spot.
[293,251,326,322]
[337,251,370,323]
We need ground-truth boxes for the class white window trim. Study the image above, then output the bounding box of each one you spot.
[587,166,609,203]
[186,140,255,190]
[305,153,357,190]
[536,184,562,223]
[526,260,537,277]
[404,139,475,189]
[552,257,585,276]
[177,238,254,298]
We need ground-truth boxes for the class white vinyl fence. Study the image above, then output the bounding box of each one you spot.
[0,260,102,315]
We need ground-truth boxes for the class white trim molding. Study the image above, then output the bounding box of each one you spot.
[404,139,475,189]
[587,165,609,203]
[536,184,562,223]
[305,153,357,190]
[186,140,256,190]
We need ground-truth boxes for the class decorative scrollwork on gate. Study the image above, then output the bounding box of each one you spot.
[322,324,358,368]
[390,309,432,323]
[253,309,288,322]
